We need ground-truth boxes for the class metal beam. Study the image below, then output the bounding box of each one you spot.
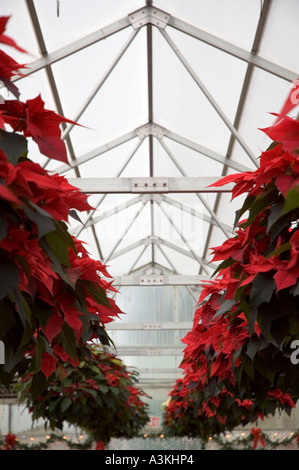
[54,129,139,174]
[167,12,297,83]
[158,138,232,238]
[66,176,233,193]
[134,368,184,374]
[70,194,143,234]
[155,244,200,302]
[54,121,252,175]
[199,0,273,274]
[13,16,132,78]
[161,195,234,234]
[74,137,145,238]
[69,190,232,272]
[61,28,140,141]
[158,203,210,275]
[159,28,258,167]
[102,200,148,264]
[109,347,184,356]
[165,128,252,173]
[107,236,216,270]
[106,321,192,330]
[112,274,209,286]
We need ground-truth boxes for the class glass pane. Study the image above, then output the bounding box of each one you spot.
[156,0,261,50]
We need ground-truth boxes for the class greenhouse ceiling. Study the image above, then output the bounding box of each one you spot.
[2,0,299,379]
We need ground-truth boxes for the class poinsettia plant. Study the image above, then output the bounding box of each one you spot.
[15,345,150,446]
[164,110,299,436]
[162,370,260,442]
[0,16,123,392]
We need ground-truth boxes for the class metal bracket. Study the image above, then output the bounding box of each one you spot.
[143,323,162,330]
[132,177,169,193]
[140,275,164,285]
[144,349,161,356]
[142,236,162,246]
[136,122,168,139]
[129,6,170,30]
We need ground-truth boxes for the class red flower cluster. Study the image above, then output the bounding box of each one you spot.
[0,16,122,387]
[162,364,259,440]
[17,346,150,445]
[164,113,299,437]
[2,433,16,450]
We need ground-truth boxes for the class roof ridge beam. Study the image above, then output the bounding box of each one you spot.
[129,6,170,30]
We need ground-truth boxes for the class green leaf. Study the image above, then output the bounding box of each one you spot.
[69,209,83,224]
[61,396,72,413]
[53,221,76,253]
[98,384,109,394]
[0,258,20,300]
[61,323,77,360]
[49,398,60,413]
[24,206,55,238]
[19,320,36,349]
[72,399,82,415]
[249,273,276,311]
[211,257,235,278]
[45,230,71,268]
[234,195,255,227]
[268,213,294,251]
[244,187,278,227]
[266,199,284,233]
[0,214,8,242]
[268,241,291,258]
[31,371,48,401]
[213,299,236,320]
[0,301,15,339]
[279,186,299,217]
[0,129,27,165]
[82,280,111,308]
[12,289,27,326]
[35,335,47,372]
[2,345,25,373]
[94,325,113,347]
[33,300,54,329]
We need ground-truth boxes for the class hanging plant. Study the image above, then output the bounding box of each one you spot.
[15,344,150,448]
[163,112,299,437]
[162,367,261,442]
[0,16,123,391]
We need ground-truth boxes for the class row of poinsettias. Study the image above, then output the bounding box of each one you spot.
[0,15,150,446]
[163,115,299,438]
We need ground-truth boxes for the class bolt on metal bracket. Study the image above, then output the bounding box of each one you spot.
[143,323,162,330]
[140,275,164,285]
[136,122,168,139]
[129,6,170,30]
[132,177,169,193]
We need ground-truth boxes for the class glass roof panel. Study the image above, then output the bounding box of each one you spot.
[33,0,144,53]
[155,0,261,50]
[0,0,40,58]
[259,0,299,71]
[152,27,232,152]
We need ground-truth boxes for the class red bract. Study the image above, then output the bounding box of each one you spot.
[261,116,299,155]
[0,48,25,75]
[165,113,299,438]
[0,16,123,390]
[0,95,80,163]
[0,17,27,53]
